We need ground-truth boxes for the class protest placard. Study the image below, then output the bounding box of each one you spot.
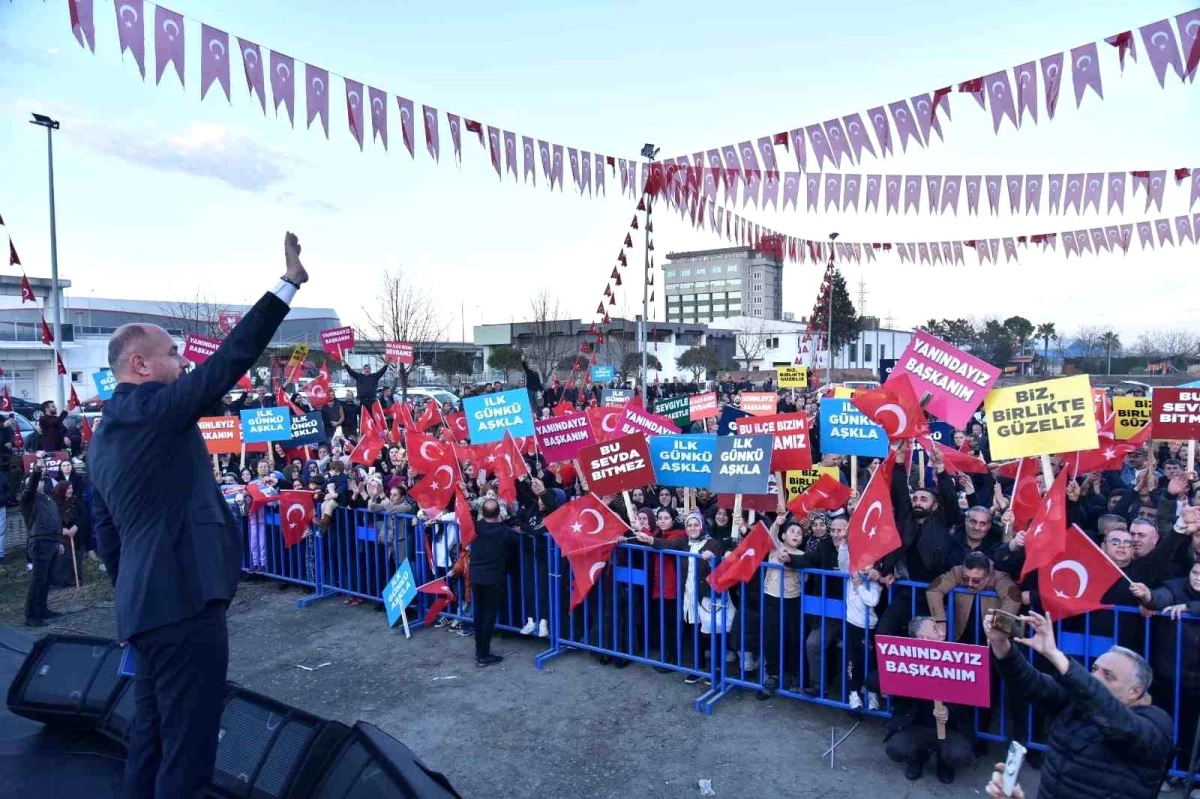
[239,407,293,443]
[734,411,813,470]
[649,434,717,488]
[983,375,1098,460]
[534,412,596,463]
[831,386,854,398]
[618,404,680,438]
[383,559,418,633]
[1092,388,1111,424]
[718,471,781,512]
[93,369,117,400]
[874,636,991,708]
[197,416,243,454]
[22,450,70,474]
[182,333,221,365]
[716,405,751,436]
[284,344,310,380]
[601,388,633,407]
[463,389,535,444]
[711,434,773,495]
[689,392,719,421]
[283,412,327,447]
[739,392,778,416]
[319,326,355,357]
[1151,388,1200,441]
[578,434,655,495]
[1112,396,1152,441]
[894,330,1001,428]
[653,395,692,426]
[590,365,616,382]
[385,341,414,365]
[784,466,842,500]
[926,421,957,447]
[819,398,889,457]
[777,366,809,388]
[878,358,897,383]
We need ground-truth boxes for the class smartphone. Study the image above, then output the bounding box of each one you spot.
[992,610,1026,638]
[1001,740,1027,797]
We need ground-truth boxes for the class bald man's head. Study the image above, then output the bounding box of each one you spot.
[108,323,185,384]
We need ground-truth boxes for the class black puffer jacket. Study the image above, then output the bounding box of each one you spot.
[994,651,1173,799]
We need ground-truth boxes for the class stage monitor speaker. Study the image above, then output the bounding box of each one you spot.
[98,676,139,746]
[308,721,461,799]
[207,684,350,799]
[5,634,129,729]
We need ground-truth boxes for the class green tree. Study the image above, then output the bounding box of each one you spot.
[809,266,861,352]
[971,319,1015,368]
[676,346,720,382]
[1003,316,1035,352]
[621,351,662,379]
[1101,331,1121,375]
[487,345,525,383]
[436,350,474,382]
[923,319,946,338]
[1035,322,1058,374]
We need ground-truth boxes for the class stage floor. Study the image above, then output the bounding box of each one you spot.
[0,626,126,799]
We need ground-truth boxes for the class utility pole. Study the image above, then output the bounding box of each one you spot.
[640,143,658,401]
[31,113,64,410]
[826,233,838,385]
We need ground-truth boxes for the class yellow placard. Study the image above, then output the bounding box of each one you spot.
[832,387,853,398]
[777,366,809,389]
[784,466,841,500]
[983,375,1098,460]
[285,344,310,377]
[1113,396,1151,441]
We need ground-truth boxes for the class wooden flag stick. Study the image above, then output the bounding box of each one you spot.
[1188,440,1196,475]
[69,535,79,589]
[212,454,220,479]
[850,456,858,494]
[917,449,926,488]
[573,458,589,491]
[1005,458,1024,538]
[934,700,947,740]
[733,493,743,536]
[621,490,637,524]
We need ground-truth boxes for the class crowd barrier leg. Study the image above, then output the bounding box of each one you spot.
[534,538,566,669]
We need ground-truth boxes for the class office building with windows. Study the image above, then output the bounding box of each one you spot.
[662,246,783,323]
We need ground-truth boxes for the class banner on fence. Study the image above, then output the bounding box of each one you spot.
[711,434,773,495]
[383,559,418,629]
[875,636,991,708]
[463,389,535,444]
[894,330,1001,428]
[819,398,889,457]
[734,411,813,470]
[1151,388,1200,440]
[983,375,1098,460]
[534,412,596,463]
[649,434,717,488]
[578,433,655,495]
[197,416,243,454]
[240,407,293,443]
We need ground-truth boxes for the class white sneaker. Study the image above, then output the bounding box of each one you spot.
[537,619,549,638]
[867,692,881,711]
[848,691,863,710]
[520,618,536,636]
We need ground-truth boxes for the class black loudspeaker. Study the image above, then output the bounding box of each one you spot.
[98,677,139,746]
[5,634,129,729]
[309,721,462,799]
[206,685,351,799]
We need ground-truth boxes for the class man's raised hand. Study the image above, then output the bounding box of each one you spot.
[284,232,309,285]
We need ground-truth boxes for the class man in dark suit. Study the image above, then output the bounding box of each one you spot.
[470,497,517,666]
[89,233,310,799]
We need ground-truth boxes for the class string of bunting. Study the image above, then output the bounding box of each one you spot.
[660,10,1199,181]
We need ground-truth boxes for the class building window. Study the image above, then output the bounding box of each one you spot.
[678,282,693,290]
[682,294,695,304]
[711,303,725,312]
[696,267,705,275]
[728,302,741,312]
[697,305,710,313]
[667,296,680,304]
[766,337,779,348]
[849,344,858,362]
[727,290,741,299]
[683,316,695,323]
[728,265,739,273]
[880,344,886,360]
[710,279,725,288]
[864,343,873,363]
[666,269,676,278]
[697,293,710,301]
[681,269,691,276]
[71,371,82,383]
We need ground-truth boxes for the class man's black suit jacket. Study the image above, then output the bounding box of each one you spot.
[89,292,289,642]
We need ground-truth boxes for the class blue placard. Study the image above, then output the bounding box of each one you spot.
[710,434,773,495]
[601,388,633,407]
[716,405,751,436]
[117,644,137,676]
[93,369,117,401]
[878,358,897,384]
[283,411,327,447]
[239,407,293,443]
[927,421,956,447]
[383,559,418,628]
[819,398,889,457]
[649,434,717,488]
[590,365,615,382]
[462,389,534,444]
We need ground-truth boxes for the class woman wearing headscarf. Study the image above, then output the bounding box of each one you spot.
[49,481,89,588]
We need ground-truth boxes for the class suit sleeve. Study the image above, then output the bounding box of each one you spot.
[148,292,290,429]
[93,489,120,586]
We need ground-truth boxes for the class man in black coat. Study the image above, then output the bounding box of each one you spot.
[471,497,517,666]
[89,232,309,799]
[984,609,1173,799]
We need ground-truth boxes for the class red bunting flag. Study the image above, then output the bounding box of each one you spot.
[56,352,67,376]
[19,275,35,303]
[1037,524,1126,620]
[707,521,773,593]
[785,473,851,518]
[279,489,314,548]
[9,239,20,267]
[40,318,53,346]
[846,452,902,573]
[67,384,81,411]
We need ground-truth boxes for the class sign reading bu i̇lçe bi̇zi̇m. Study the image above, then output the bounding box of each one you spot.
[385,341,414,365]
[982,375,1098,460]
[734,411,812,471]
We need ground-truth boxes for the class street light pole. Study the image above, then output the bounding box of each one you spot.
[640,143,658,402]
[31,113,64,410]
[826,232,838,386]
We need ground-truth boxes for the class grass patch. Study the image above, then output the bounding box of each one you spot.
[0,553,114,625]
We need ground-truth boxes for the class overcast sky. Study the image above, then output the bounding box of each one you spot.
[1,0,1196,345]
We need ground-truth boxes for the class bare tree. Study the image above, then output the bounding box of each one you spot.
[734,316,773,371]
[523,289,575,383]
[359,268,447,402]
[157,289,233,339]
[1071,326,1106,361]
[1134,330,1200,361]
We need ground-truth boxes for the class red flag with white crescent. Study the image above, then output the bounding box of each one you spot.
[846,452,902,573]
[350,430,386,467]
[419,576,457,625]
[19,275,35,303]
[1020,467,1069,580]
[81,416,94,445]
[453,486,476,548]
[853,373,929,439]
[279,489,314,548]
[1037,524,1125,620]
[416,399,444,433]
[68,384,81,411]
[405,428,453,475]
[303,368,331,409]
[41,318,53,345]
[1,385,13,412]
[446,411,470,443]
[707,522,773,593]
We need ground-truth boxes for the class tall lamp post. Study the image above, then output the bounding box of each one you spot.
[31,113,64,410]
[639,142,659,402]
[826,232,838,386]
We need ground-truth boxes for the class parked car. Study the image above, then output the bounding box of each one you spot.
[3,412,41,452]
[402,387,460,408]
[7,397,43,422]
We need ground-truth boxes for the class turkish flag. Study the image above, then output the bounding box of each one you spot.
[56,352,67,376]
[12,425,23,449]
[246,481,279,515]
[405,429,453,474]
[67,384,81,411]
[1020,466,1069,580]
[1011,469,1044,530]
[359,406,378,438]
[854,373,929,439]
[707,521,773,593]
[416,399,444,433]
[846,452,902,573]
[350,430,386,466]
[409,471,454,516]
[446,411,470,443]
[454,486,476,548]
[0,386,10,412]
[587,404,623,443]
[305,364,332,409]
[279,489,314,548]
[40,318,53,345]
[995,456,1037,480]
[502,431,531,480]
[19,274,35,303]
[786,474,851,517]
[274,386,303,416]
[418,577,457,625]
[80,416,94,445]
[920,436,989,475]
[395,401,416,431]
[1037,524,1125,620]
[1059,441,1137,476]
[544,493,629,557]
[391,404,405,444]
[553,400,575,417]
[237,373,254,392]
[370,400,388,435]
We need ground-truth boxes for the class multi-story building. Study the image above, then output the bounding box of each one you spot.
[662,246,783,323]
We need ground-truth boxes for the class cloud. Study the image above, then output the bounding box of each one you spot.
[276,192,341,213]
[69,120,294,192]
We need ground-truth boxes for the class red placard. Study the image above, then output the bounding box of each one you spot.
[386,341,414,365]
[534,412,596,464]
[578,433,655,495]
[197,416,243,455]
[183,333,221,365]
[1150,388,1200,440]
[875,636,991,708]
[734,411,813,470]
[320,326,355,357]
[689,392,719,421]
[22,450,71,474]
[739,392,778,416]
[617,404,680,438]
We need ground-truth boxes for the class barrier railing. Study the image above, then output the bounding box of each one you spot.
[239,509,325,608]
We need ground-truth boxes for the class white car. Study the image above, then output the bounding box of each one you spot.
[403,387,460,407]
